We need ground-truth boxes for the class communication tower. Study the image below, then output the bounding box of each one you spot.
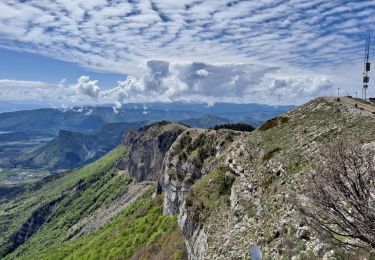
[363,34,371,100]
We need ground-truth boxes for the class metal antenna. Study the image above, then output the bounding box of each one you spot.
[363,33,371,100]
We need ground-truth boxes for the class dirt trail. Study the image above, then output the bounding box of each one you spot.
[340,97,375,113]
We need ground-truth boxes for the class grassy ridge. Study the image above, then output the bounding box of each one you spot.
[9,191,187,260]
[0,145,128,257]
[1,144,187,259]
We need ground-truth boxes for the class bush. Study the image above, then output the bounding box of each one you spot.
[212,123,254,132]
[192,133,206,149]
[295,140,375,251]
[24,191,187,259]
[258,117,289,131]
[262,147,281,161]
[185,166,234,222]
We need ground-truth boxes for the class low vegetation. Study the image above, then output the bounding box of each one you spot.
[11,190,187,260]
[211,123,254,132]
[185,166,234,222]
[262,147,281,161]
[175,132,216,167]
[0,145,129,257]
[296,140,375,252]
[258,116,289,131]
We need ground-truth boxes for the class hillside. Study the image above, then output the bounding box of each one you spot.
[13,122,145,171]
[0,121,188,259]
[161,96,375,259]
[0,97,374,259]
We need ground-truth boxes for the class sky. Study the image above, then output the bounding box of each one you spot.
[0,0,375,109]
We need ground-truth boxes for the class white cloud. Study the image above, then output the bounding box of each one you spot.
[91,61,331,105]
[0,0,373,73]
[0,79,49,88]
[0,61,335,107]
[0,0,373,103]
[75,76,101,99]
[266,77,333,103]
[196,69,210,77]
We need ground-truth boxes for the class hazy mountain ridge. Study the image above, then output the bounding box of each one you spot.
[0,102,291,183]
[178,114,232,128]
[13,121,146,171]
[0,102,293,133]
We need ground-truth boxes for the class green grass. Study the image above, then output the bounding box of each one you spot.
[0,145,129,257]
[185,166,234,222]
[262,147,281,162]
[9,190,187,260]
[1,144,187,259]
[258,116,289,131]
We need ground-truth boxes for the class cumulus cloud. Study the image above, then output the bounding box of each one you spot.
[80,61,334,105]
[0,60,335,107]
[75,76,101,99]
[266,77,333,103]
[196,69,210,77]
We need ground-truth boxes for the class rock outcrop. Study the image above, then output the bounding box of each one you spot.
[160,97,375,259]
[122,121,188,182]
[4,195,65,256]
[160,128,243,259]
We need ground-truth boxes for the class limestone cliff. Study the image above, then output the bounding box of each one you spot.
[160,97,375,259]
[120,121,188,182]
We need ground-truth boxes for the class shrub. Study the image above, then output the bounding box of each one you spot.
[258,117,289,131]
[212,123,254,132]
[295,140,375,251]
[185,166,234,222]
[192,133,206,149]
[24,191,187,259]
[262,147,281,161]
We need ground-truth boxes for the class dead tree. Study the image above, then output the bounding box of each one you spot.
[297,139,375,251]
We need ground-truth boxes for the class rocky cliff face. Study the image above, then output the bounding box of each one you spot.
[160,97,375,259]
[160,128,245,259]
[5,196,64,256]
[121,121,188,182]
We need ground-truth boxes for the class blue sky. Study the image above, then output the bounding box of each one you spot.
[0,0,374,108]
[0,48,124,87]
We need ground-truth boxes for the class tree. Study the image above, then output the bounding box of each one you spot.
[212,123,254,132]
[296,139,375,251]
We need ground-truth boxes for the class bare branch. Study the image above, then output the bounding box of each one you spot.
[295,139,375,252]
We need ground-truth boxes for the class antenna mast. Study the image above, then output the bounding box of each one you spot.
[363,33,371,100]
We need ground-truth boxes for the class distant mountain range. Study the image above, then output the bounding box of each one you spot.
[0,102,294,133]
[12,121,145,171]
[178,114,232,128]
[0,101,294,177]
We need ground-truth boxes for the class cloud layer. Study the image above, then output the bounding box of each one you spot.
[0,61,334,106]
[0,0,374,104]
